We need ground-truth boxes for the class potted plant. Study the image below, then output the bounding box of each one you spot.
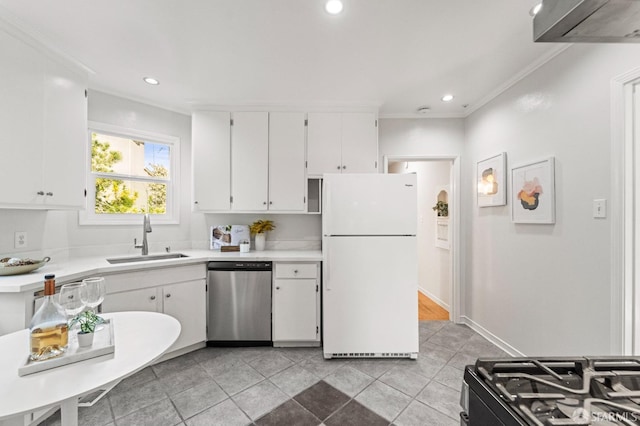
[69,310,105,347]
[249,220,275,251]
[432,201,449,217]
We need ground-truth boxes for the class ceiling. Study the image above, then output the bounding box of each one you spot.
[0,0,564,117]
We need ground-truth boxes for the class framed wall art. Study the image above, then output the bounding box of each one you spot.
[511,157,555,224]
[477,152,507,207]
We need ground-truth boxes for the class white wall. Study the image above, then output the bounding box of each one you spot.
[390,161,452,309]
[0,90,321,259]
[464,43,640,356]
[79,92,321,253]
[378,118,465,162]
[191,213,321,250]
[0,91,194,259]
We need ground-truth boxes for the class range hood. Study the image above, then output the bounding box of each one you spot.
[534,0,640,42]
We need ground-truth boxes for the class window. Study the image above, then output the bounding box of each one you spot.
[80,122,180,225]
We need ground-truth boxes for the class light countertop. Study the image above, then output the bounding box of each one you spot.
[0,249,323,293]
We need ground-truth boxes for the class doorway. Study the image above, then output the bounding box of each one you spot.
[612,70,640,355]
[383,155,461,323]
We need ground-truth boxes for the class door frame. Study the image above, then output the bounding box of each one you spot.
[611,68,640,355]
[382,155,462,323]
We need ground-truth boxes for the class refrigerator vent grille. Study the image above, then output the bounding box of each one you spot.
[329,352,413,358]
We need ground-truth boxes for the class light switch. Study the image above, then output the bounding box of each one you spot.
[593,199,607,218]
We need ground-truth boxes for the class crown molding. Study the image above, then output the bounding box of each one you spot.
[463,43,572,117]
[0,6,94,75]
[88,87,192,117]
[188,101,381,114]
[379,112,466,119]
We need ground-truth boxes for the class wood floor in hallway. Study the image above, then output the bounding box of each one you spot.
[418,291,449,321]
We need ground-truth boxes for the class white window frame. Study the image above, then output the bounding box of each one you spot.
[79,121,180,225]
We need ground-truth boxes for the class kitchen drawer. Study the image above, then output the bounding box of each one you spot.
[274,263,318,279]
[105,264,206,294]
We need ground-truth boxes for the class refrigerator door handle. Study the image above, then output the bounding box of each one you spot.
[324,180,330,220]
[325,240,331,291]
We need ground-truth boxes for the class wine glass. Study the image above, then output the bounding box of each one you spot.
[83,277,106,314]
[58,282,88,319]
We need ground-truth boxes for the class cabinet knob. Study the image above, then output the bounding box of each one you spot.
[37,191,45,196]
[194,201,199,204]
[276,286,280,290]
[337,166,341,170]
[342,165,346,170]
[166,293,171,298]
[294,270,298,274]
[46,192,53,196]
[150,295,156,300]
[269,201,272,205]
[263,201,267,205]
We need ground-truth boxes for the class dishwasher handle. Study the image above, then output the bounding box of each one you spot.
[207,261,272,271]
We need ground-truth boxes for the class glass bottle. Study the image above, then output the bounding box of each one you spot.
[29,274,69,361]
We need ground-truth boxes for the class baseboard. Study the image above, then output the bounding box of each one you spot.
[460,316,526,357]
[419,287,450,311]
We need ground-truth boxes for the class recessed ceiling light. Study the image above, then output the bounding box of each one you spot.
[143,77,159,85]
[441,94,454,102]
[529,3,542,16]
[325,0,343,15]
[416,106,431,114]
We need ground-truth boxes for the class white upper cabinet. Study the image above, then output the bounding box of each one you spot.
[192,111,231,211]
[268,112,306,212]
[0,29,88,209]
[307,113,342,176]
[191,109,376,213]
[231,112,269,211]
[42,58,88,208]
[341,113,378,174]
[0,30,44,206]
[307,112,378,176]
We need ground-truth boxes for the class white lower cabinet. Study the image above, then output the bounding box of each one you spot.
[272,262,320,346]
[101,265,207,353]
[102,287,159,312]
[162,281,207,352]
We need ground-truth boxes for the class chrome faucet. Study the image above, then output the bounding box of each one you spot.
[134,213,152,255]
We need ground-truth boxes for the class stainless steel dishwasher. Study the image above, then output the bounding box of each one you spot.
[207,261,272,346]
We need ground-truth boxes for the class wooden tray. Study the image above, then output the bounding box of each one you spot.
[19,319,115,376]
[220,245,240,252]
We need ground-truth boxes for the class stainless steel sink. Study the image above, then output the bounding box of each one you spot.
[106,253,189,264]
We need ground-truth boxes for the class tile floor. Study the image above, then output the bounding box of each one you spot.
[39,321,508,426]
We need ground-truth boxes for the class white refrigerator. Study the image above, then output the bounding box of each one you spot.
[322,173,418,359]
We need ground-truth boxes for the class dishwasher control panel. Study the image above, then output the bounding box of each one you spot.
[207,261,272,271]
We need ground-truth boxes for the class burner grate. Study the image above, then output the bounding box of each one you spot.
[475,357,640,426]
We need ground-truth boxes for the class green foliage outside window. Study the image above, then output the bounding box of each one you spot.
[91,133,167,214]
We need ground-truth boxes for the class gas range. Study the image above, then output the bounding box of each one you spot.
[461,357,640,426]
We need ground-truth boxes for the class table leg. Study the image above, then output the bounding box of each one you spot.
[60,397,78,426]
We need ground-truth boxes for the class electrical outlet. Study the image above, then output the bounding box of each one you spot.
[14,231,27,249]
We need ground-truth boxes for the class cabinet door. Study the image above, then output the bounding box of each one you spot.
[269,112,306,211]
[0,30,44,206]
[307,113,342,176]
[273,279,318,341]
[192,111,231,211]
[231,112,269,211]
[341,113,378,173]
[42,58,88,208]
[162,280,206,352]
[102,287,160,313]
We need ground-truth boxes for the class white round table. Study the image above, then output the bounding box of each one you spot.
[0,311,181,426]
